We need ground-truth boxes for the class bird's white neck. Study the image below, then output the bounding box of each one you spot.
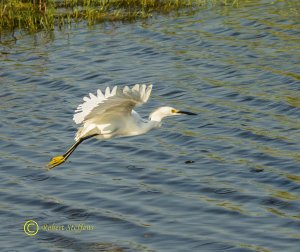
[149,110,164,122]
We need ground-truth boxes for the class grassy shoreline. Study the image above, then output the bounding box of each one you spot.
[0,0,240,32]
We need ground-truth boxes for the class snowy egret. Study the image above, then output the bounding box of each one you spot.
[48,84,196,169]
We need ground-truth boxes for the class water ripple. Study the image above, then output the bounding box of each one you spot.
[1,2,300,251]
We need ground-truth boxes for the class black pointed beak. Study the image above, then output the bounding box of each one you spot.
[177,110,197,115]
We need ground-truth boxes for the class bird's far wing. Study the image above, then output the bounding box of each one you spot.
[73,84,153,124]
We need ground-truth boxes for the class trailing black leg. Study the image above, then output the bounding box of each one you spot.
[47,134,98,169]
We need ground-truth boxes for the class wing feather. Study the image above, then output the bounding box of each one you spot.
[123,86,130,93]
[111,86,117,96]
[132,84,139,92]
[105,86,110,97]
[73,84,152,124]
[97,89,104,99]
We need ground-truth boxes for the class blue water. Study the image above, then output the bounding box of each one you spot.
[1,1,300,251]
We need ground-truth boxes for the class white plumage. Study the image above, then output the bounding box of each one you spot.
[73,84,153,141]
[73,84,151,124]
[48,84,196,169]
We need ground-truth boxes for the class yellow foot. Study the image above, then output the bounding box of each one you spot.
[47,155,66,169]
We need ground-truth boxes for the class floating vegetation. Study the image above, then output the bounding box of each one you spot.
[0,0,241,32]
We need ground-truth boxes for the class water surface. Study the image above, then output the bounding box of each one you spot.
[1,1,300,251]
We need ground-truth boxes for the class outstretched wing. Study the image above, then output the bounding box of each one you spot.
[73,84,153,124]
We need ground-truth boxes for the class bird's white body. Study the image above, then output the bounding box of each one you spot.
[73,84,167,141]
[76,110,161,141]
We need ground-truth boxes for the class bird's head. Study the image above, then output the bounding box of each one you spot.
[149,106,197,122]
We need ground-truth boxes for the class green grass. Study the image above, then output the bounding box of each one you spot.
[0,0,55,32]
[0,0,241,32]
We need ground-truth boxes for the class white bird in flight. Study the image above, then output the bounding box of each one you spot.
[48,84,196,169]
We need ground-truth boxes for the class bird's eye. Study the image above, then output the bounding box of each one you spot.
[171,109,177,113]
